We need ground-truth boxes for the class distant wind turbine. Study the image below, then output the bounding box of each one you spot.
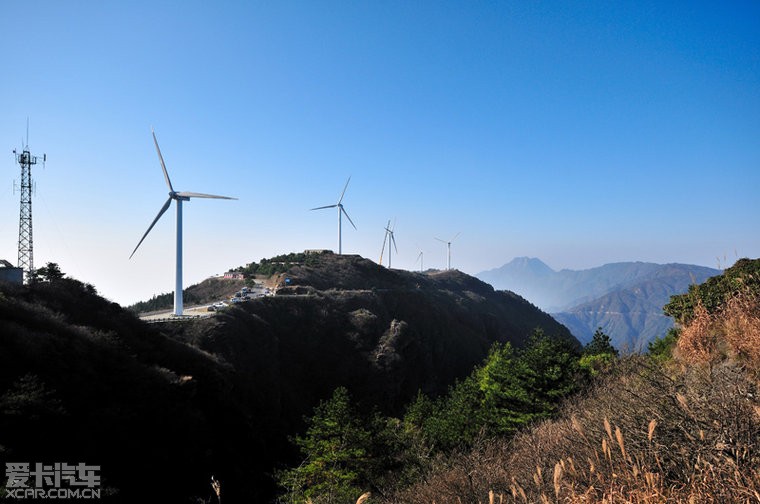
[379,219,398,268]
[310,177,356,254]
[415,250,424,272]
[130,129,236,316]
[435,232,460,270]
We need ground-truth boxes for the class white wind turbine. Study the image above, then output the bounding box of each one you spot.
[435,232,460,270]
[414,249,424,272]
[310,177,356,254]
[379,219,398,268]
[130,130,236,316]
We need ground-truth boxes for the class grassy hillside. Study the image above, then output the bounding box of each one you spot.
[379,259,760,504]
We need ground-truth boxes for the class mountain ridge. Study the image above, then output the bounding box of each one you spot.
[476,258,720,349]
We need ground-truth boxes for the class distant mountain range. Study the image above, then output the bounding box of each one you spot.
[476,258,721,350]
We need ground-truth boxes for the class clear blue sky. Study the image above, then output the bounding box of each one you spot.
[1,1,758,305]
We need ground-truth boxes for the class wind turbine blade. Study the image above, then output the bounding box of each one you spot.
[342,207,357,229]
[434,237,447,244]
[129,197,172,259]
[415,251,423,264]
[175,191,237,200]
[310,204,337,211]
[152,129,174,192]
[337,176,351,204]
[451,232,461,242]
[392,234,398,254]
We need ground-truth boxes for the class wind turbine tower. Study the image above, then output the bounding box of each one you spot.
[311,177,356,254]
[13,124,45,283]
[130,130,236,316]
[435,232,460,270]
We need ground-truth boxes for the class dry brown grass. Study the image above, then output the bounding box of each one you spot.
[356,492,372,504]
[387,358,760,503]
[210,475,221,504]
[722,293,760,367]
[386,295,760,504]
[385,288,760,503]
[677,291,760,371]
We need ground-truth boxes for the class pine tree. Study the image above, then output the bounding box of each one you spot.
[277,387,369,503]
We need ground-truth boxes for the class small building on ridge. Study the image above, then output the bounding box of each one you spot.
[0,260,23,285]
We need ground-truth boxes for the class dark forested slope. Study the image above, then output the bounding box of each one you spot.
[0,253,574,502]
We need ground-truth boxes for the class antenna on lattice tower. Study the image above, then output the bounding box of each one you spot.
[13,121,46,283]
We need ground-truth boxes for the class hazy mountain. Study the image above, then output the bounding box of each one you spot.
[476,258,720,349]
[475,257,556,308]
[552,282,675,352]
[556,263,726,350]
[477,258,668,312]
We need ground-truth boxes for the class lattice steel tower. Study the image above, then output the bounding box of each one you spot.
[13,135,45,283]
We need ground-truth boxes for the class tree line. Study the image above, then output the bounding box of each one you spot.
[277,328,618,503]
